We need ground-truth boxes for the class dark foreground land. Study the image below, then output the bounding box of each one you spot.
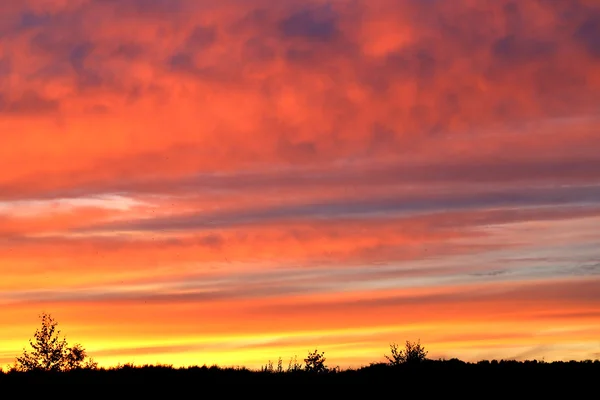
[1,359,599,393]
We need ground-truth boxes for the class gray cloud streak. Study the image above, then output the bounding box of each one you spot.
[79,184,600,233]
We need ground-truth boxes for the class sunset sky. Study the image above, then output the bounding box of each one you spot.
[1,0,600,369]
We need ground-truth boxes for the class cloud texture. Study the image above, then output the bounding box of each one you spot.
[1,0,599,368]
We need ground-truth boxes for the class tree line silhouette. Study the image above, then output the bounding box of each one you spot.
[2,313,599,389]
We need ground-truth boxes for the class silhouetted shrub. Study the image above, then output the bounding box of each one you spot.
[385,339,428,365]
[304,349,328,373]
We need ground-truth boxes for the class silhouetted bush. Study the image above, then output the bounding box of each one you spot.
[385,339,428,365]
[304,349,328,373]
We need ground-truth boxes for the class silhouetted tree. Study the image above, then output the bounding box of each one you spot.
[385,339,428,365]
[304,349,328,373]
[14,313,97,372]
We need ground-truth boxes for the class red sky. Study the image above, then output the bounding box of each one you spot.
[1,0,600,369]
